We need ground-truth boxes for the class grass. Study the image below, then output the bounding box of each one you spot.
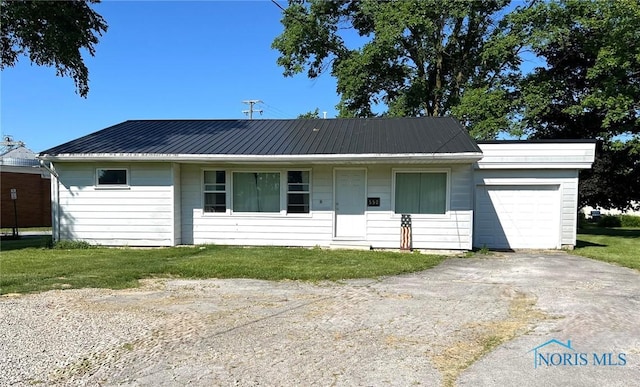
[0,236,446,295]
[573,226,640,270]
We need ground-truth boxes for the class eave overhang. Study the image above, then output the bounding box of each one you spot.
[475,161,595,169]
[38,152,484,164]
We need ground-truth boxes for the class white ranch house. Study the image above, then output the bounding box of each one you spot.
[39,118,595,250]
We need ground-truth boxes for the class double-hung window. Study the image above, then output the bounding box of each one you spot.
[287,171,310,213]
[204,170,226,213]
[395,172,447,214]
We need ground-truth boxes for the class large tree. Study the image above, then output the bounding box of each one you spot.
[515,0,640,210]
[272,0,526,139]
[1,0,108,97]
[274,0,640,210]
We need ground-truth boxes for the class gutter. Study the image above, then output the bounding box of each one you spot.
[37,152,484,163]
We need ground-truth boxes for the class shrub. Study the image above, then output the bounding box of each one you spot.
[620,215,640,228]
[596,214,640,228]
[597,215,622,228]
[54,240,95,249]
[577,212,587,229]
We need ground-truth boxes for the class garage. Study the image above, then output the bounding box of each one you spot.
[474,185,560,249]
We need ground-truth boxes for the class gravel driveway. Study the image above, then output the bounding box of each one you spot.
[1,252,639,386]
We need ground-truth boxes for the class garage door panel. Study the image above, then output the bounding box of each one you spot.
[474,185,560,249]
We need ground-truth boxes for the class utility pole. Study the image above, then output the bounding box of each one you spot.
[242,100,263,120]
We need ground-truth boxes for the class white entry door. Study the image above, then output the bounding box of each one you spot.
[335,169,366,238]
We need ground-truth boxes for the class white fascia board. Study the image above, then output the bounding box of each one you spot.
[476,142,596,169]
[475,162,594,169]
[38,152,484,164]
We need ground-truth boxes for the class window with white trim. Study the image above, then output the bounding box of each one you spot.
[233,172,280,212]
[287,171,310,213]
[96,168,128,186]
[395,172,447,214]
[204,170,226,213]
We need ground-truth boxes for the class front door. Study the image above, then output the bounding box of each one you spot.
[334,169,366,238]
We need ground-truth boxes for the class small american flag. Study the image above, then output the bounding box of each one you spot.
[400,214,412,251]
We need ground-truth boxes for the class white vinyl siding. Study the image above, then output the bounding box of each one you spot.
[473,169,580,249]
[366,165,473,250]
[183,164,331,246]
[474,143,595,249]
[476,142,595,169]
[50,142,591,250]
[55,163,176,246]
[180,164,473,249]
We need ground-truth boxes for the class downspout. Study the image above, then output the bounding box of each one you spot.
[39,160,60,242]
[39,159,58,178]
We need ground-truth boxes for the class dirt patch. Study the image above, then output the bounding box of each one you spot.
[430,290,549,387]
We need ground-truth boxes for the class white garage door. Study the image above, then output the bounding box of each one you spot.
[474,185,560,249]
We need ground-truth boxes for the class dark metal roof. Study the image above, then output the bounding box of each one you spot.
[41,117,481,156]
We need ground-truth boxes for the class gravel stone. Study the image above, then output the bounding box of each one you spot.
[1,252,639,386]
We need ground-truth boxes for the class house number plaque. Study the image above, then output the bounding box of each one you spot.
[367,197,380,207]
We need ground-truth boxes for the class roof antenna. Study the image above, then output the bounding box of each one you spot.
[0,135,25,153]
[242,100,263,120]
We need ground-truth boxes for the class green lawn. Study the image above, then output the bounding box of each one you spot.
[573,226,640,270]
[0,236,445,295]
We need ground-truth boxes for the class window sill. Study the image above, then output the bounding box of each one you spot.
[391,212,450,220]
[94,186,131,190]
[201,211,313,218]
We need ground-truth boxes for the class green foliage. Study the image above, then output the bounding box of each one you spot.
[297,108,321,119]
[574,227,640,270]
[620,215,640,228]
[0,0,108,97]
[511,0,640,211]
[579,139,640,211]
[577,211,587,229]
[272,0,521,138]
[451,86,518,140]
[516,0,640,140]
[597,215,640,228]
[273,0,640,209]
[597,215,622,228]
[54,240,96,249]
[0,243,446,295]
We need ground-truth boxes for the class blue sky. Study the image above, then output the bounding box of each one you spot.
[1,1,341,152]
